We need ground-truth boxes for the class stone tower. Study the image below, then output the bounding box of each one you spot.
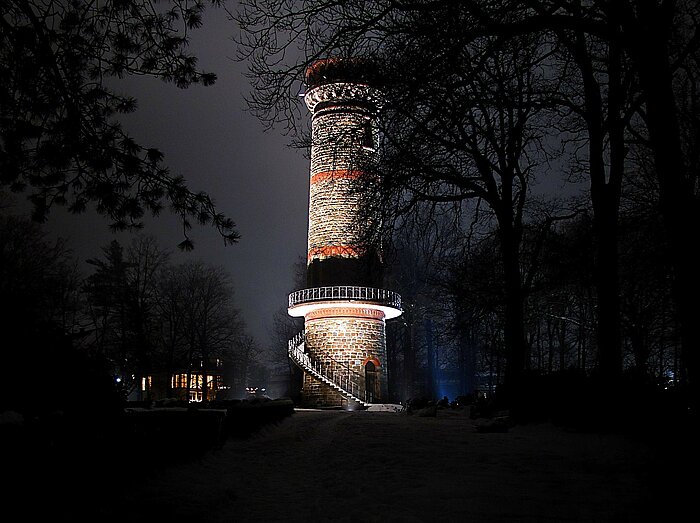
[288,58,402,408]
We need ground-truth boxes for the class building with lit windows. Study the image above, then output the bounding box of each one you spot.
[130,359,227,403]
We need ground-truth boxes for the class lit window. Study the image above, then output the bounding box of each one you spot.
[189,390,203,402]
[189,374,203,390]
[171,374,188,388]
[362,120,375,151]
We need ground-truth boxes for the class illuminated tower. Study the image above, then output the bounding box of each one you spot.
[288,58,402,408]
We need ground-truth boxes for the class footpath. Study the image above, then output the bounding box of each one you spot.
[80,407,691,522]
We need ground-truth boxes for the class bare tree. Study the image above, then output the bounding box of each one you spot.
[84,236,170,395]
[268,257,306,400]
[234,0,700,407]
[235,2,579,397]
[173,261,243,400]
[0,204,105,414]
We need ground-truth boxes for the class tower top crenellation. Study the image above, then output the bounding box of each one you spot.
[304,57,381,89]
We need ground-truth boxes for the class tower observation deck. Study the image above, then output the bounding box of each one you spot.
[288,58,402,408]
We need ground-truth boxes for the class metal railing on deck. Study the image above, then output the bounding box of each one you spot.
[288,286,401,310]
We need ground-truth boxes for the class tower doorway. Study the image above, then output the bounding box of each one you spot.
[364,357,381,403]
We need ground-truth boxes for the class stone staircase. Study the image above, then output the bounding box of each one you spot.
[288,331,371,407]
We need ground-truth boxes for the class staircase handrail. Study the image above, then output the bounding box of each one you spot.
[288,331,370,405]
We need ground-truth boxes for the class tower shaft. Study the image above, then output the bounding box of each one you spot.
[288,58,401,408]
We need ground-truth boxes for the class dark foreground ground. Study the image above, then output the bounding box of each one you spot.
[6,407,695,522]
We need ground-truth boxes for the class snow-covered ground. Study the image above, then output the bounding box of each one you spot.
[82,407,686,522]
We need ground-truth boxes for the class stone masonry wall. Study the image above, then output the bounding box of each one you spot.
[301,313,388,407]
[306,84,379,263]
[294,74,399,408]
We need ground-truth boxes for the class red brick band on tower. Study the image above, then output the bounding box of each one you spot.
[309,169,363,185]
[307,245,362,262]
[305,307,386,321]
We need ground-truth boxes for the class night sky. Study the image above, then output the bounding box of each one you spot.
[41,11,309,348]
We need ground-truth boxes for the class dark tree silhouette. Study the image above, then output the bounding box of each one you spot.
[83,236,255,400]
[269,257,305,400]
[236,4,579,395]
[374,34,570,395]
[234,0,700,408]
[1,0,238,249]
[156,260,248,400]
[0,205,120,416]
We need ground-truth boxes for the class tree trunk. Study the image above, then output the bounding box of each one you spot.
[498,216,528,398]
[424,318,437,399]
[459,326,477,395]
[629,6,700,405]
[591,194,622,382]
[404,316,416,402]
[570,28,624,385]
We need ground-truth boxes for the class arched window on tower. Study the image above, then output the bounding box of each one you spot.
[361,119,375,151]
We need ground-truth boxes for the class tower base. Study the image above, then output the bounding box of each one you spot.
[301,374,364,409]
